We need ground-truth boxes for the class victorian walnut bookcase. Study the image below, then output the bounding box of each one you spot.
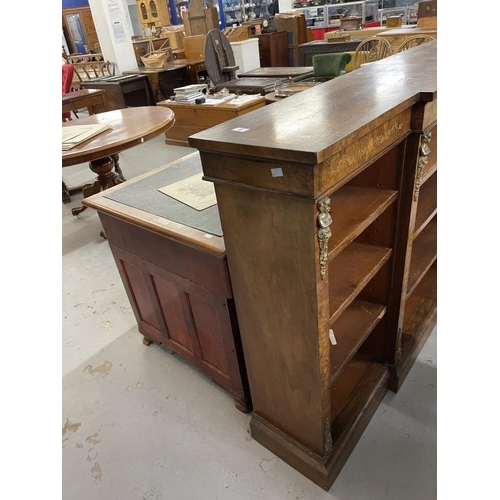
[189,41,437,489]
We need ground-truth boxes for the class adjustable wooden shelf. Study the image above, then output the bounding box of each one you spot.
[189,42,437,490]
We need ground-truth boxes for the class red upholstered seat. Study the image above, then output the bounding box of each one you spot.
[62,64,74,122]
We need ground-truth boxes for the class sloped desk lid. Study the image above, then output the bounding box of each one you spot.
[104,152,223,237]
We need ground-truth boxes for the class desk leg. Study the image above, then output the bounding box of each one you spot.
[62,180,71,204]
[71,155,125,216]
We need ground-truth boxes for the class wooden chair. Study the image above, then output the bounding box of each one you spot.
[204,29,240,87]
[68,54,116,90]
[293,53,352,82]
[203,29,286,95]
[353,36,393,70]
[397,35,435,53]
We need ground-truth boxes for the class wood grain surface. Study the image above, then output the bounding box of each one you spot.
[62,106,175,167]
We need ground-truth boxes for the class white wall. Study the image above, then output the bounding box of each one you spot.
[87,0,296,73]
[128,4,143,36]
[87,0,138,73]
[62,30,71,55]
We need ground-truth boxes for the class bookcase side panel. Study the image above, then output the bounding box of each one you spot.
[214,182,331,456]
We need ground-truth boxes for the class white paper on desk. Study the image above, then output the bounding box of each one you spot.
[158,173,217,211]
[226,95,261,105]
[202,97,234,105]
[62,123,111,150]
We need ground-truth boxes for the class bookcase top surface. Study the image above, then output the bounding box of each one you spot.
[189,41,437,165]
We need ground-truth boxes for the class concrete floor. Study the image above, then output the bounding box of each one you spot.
[62,131,437,500]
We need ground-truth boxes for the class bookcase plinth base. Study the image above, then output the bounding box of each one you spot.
[250,367,389,491]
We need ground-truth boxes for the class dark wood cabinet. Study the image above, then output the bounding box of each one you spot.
[189,42,437,490]
[274,13,309,66]
[254,31,289,67]
[63,7,100,54]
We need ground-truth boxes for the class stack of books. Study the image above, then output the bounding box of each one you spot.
[62,123,111,151]
[171,83,207,103]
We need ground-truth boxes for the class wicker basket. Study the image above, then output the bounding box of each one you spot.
[141,51,170,68]
[141,38,171,69]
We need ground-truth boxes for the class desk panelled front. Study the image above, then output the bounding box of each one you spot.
[82,153,251,412]
[189,42,437,489]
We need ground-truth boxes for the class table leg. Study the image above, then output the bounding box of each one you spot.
[71,155,125,216]
[111,153,126,182]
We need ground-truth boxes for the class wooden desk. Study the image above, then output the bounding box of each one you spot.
[298,39,362,65]
[157,96,266,146]
[82,152,251,412]
[122,65,187,102]
[169,58,207,84]
[62,88,106,116]
[81,75,156,111]
[62,107,175,218]
[190,42,437,490]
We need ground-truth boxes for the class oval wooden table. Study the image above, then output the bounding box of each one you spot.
[62,106,175,218]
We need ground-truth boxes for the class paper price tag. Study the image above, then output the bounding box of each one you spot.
[271,168,283,178]
[329,329,337,346]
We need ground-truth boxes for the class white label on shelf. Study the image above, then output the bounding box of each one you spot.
[329,329,337,346]
[232,127,249,133]
[271,168,283,178]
